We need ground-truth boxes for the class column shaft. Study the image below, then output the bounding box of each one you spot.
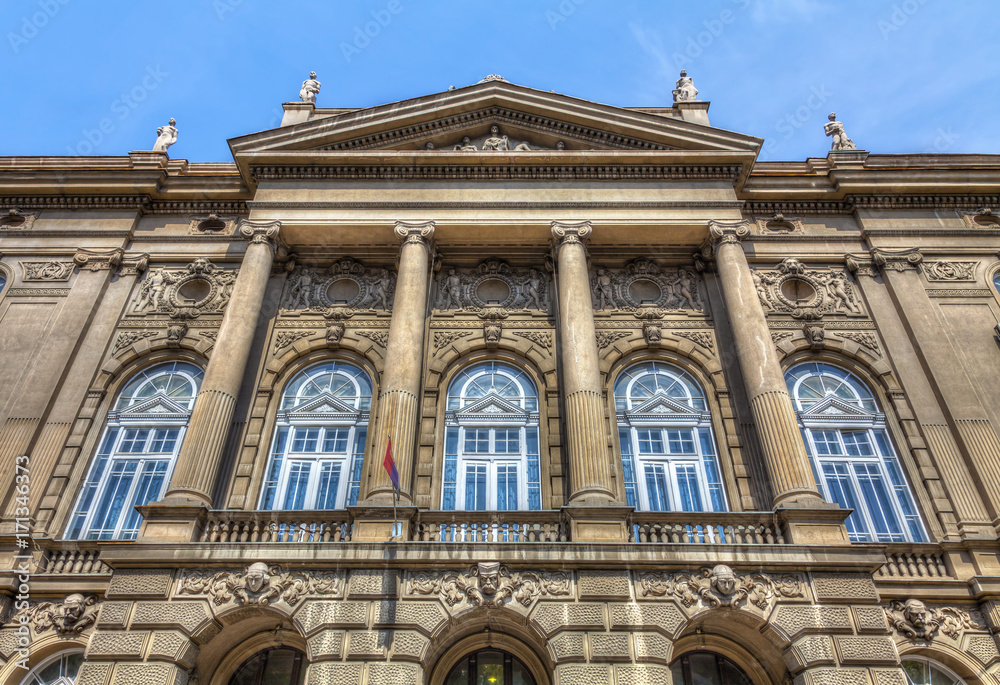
[710,221,820,507]
[552,221,616,505]
[165,221,280,505]
[365,221,434,505]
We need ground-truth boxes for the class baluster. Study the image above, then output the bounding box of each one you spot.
[71,553,84,574]
[906,555,919,577]
[80,551,95,573]
[637,524,648,543]
[924,555,938,577]
[915,555,929,577]
[721,525,733,545]
[52,551,68,573]
[763,525,775,545]
[935,555,949,577]
[884,554,900,576]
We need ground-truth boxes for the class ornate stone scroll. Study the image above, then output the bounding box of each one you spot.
[283,258,396,313]
[131,258,237,316]
[513,331,553,348]
[923,261,977,281]
[20,261,74,281]
[884,599,986,641]
[178,563,342,607]
[639,565,803,612]
[435,258,549,313]
[21,594,100,634]
[591,259,703,313]
[407,563,571,609]
[751,258,862,319]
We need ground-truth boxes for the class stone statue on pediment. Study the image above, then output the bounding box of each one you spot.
[673,70,699,102]
[299,71,321,104]
[153,118,177,152]
[455,137,477,152]
[825,112,856,151]
[482,125,510,151]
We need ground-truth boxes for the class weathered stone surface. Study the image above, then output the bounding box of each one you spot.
[109,663,185,685]
[294,601,368,635]
[578,570,631,599]
[374,600,448,636]
[307,629,345,661]
[131,601,214,637]
[870,668,907,685]
[549,632,587,662]
[391,630,428,661]
[148,630,197,668]
[633,632,671,664]
[798,668,871,685]
[367,663,422,685]
[97,602,132,630]
[86,631,149,660]
[616,664,673,685]
[107,569,173,598]
[853,606,889,633]
[836,636,898,665]
[532,602,605,636]
[786,635,836,672]
[75,663,113,685]
[555,664,612,685]
[0,628,21,659]
[347,630,389,659]
[812,573,879,602]
[770,605,853,642]
[965,634,1000,666]
[306,662,363,685]
[349,569,398,598]
[590,632,631,661]
[609,603,684,636]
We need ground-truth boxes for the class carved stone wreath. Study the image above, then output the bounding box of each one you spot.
[639,564,804,612]
[591,259,703,313]
[407,562,570,608]
[752,258,863,320]
[283,257,396,313]
[131,258,237,317]
[178,563,342,606]
[885,599,986,641]
[436,259,549,313]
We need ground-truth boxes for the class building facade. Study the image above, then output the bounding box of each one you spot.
[1,78,999,685]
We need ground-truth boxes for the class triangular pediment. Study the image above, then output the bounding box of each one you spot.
[626,393,701,419]
[798,396,881,428]
[287,392,358,416]
[459,393,527,418]
[116,393,190,419]
[229,80,761,187]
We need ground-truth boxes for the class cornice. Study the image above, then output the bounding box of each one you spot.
[249,164,742,182]
[0,195,148,210]
[144,200,249,215]
[247,200,745,210]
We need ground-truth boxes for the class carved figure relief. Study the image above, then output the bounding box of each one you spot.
[179,563,341,607]
[751,258,863,319]
[407,563,570,609]
[923,261,977,281]
[590,259,703,313]
[639,565,804,612]
[885,599,985,641]
[22,594,100,634]
[479,307,508,348]
[282,258,395,313]
[435,259,549,313]
[131,259,237,316]
[20,261,74,281]
[446,125,543,152]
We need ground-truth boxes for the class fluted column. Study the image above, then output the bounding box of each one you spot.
[364,221,435,505]
[164,220,281,505]
[552,221,617,505]
[709,220,821,508]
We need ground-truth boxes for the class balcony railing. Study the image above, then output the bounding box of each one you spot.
[875,546,951,578]
[628,511,787,545]
[199,511,352,543]
[38,546,111,574]
[414,510,567,543]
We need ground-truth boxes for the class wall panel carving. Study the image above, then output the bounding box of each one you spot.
[752,259,863,319]
[436,259,548,313]
[283,257,395,312]
[592,259,702,313]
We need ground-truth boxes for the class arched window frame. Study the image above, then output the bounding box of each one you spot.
[0,264,9,298]
[613,361,727,513]
[258,361,372,511]
[19,650,84,685]
[786,361,926,543]
[442,361,541,511]
[66,362,203,540]
[901,656,968,685]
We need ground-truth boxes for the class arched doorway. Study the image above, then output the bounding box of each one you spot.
[444,649,536,685]
[228,647,305,685]
[670,651,755,685]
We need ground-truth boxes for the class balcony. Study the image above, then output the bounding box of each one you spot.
[413,510,566,543]
[628,511,787,545]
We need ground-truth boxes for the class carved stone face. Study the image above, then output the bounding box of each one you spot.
[62,593,86,617]
[478,562,500,595]
[245,563,270,593]
[903,599,929,628]
[710,564,736,596]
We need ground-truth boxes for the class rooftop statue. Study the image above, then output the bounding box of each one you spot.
[152,118,177,152]
[824,112,857,151]
[672,70,699,102]
[299,71,321,104]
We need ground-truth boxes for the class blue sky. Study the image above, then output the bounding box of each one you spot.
[2,0,997,162]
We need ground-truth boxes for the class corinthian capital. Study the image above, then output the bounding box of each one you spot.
[394,220,435,249]
[708,219,751,246]
[551,220,592,249]
[238,219,282,249]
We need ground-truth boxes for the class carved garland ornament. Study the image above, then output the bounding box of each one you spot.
[639,564,804,611]
[283,257,396,313]
[436,258,549,313]
[596,331,631,349]
[357,330,389,347]
[885,599,986,641]
[20,261,74,281]
[752,258,862,320]
[923,261,977,281]
[592,259,703,313]
[131,258,237,317]
[178,563,341,607]
[407,562,570,608]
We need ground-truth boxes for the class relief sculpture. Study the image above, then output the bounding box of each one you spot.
[591,259,703,313]
[435,259,549,313]
[751,258,863,320]
[131,258,237,316]
[283,257,395,313]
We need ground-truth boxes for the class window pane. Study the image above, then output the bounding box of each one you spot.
[675,463,704,512]
[282,462,311,510]
[464,428,490,453]
[666,429,695,454]
[466,464,487,511]
[620,427,638,508]
[323,428,349,453]
[638,429,664,454]
[822,462,871,542]
[316,462,342,509]
[644,464,669,511]
[854,462,905,542]
[347,429,366,507]
[497,465,518,511]
[495,428,520,453]
[843,430,875,456]
[119,460,168,539]
[88,461,138,539]
[811,430,843,456]
[291,428,320,452]
[119,428,150,453]
[526,427,541,511]
[261,427,289,510]
[148,428,179,453]
[443,428,459,510]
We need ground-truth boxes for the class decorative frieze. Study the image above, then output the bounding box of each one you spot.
[131,258,237,317]
[592,259,703,313]
[638,565,804,612]
[406,562,570,608]
[674,331,714,352]
[20,261,74,281]
[178,563,342,606]
[923,261,977,281]
[273,330,313,353]
[436,259,548,313]
[283,258,395,313]
[926,288,993,298]
[836,331,881,355]
[884,599,985,641]
[752,258,863,319]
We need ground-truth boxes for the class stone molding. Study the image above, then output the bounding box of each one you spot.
[177,564,342,607]
[638,564,805,612]
[252,165,743,182]
[406,563,571,609]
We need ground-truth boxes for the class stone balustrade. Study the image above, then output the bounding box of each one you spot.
[414,510,567,543]
[875,546,951,578]
[629,511,786,545]
[198,510,352,543]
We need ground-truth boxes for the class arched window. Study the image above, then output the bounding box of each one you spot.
[0,271,7,296]
[670,651,753,685]
[229,647,305,685]
[442,362,541,511]
[786,361,925,542]
[67,362,203,540]
[902,658,967,685]
[445,649,536,685]
[259,361,371,510]
[614,362,726,512]
[21,652,83,685]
